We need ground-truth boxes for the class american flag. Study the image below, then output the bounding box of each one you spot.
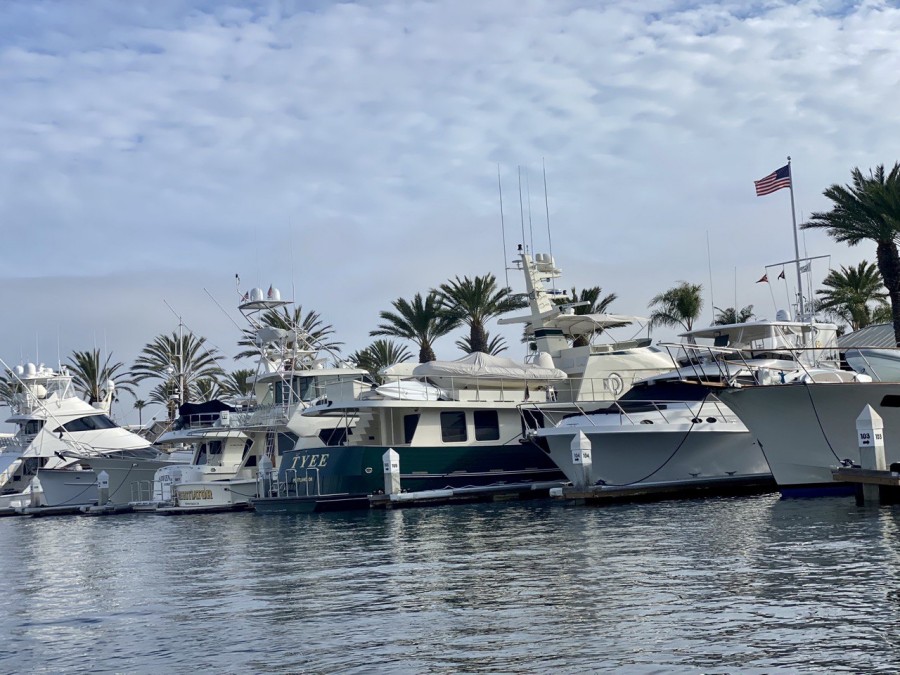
[754,164,791,196]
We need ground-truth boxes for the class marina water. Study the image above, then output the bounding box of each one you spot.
[2,495,900,673]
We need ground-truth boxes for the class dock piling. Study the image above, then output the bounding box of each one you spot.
[383,448,401,495]
[856,405,886,504]
[571,431,593,489]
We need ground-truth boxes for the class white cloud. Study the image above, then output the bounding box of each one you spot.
[1,0,897,423]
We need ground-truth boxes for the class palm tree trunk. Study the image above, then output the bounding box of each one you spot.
[471,322,487,354]
[419,342,436,363]
[875,241,900,346]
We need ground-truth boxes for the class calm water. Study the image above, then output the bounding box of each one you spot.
[2,495,900,673]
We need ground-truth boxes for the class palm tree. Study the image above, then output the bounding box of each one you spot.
[815,261,888,331]
[133,399,148,426]
[221,368,256,398]
[235,306,342,360]
[714,305,755,325]
[435,274,525,354]
[648,282,704,332]
[66,348,136,404]
[371,292,460,363]
[195,377,223,402]
[455,330,508,355]
[131,331,225,419]
[349,339,413,381]
[802,163,900,345]
[556,286,626,348]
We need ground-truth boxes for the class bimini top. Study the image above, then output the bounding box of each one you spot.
[413,352,567,381]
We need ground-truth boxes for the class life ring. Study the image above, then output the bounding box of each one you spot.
[607,372,624,396]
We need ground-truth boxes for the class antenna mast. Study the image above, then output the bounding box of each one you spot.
[542,158,553,264]
[517,166,526,251]
[497,165,509,288]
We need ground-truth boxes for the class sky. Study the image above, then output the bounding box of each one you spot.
[2,0,898,425]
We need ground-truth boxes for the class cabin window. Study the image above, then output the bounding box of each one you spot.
[319,427,348,447]
[278,432,297,456]
[880,395,900,408]
[241,439,253,460]
[53,414,118,434]
[474,410,500,441]
[24,420,44,435]
[440,411,467,443]
[207,440,224,460]
[403,414,420,444]
[293,376,316,402]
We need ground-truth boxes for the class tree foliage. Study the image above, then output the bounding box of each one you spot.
[371,292,460,363]
[648,282,704,332]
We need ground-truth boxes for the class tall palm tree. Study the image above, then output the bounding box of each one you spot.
[132,331,224,419]
[235,306,342,361]
[66,348,136,404]
[556,286,626,348]
[221,368,256,398]
[349,339,413,381]
[371,292,460,363]
[648,282,704,333]
[435,274,525,355]
[714,305,755,325]
[815,261,888,331]
[802,163,900,345]
[133,399,148,426]
[455,330,508,355]
[195,377,223,402]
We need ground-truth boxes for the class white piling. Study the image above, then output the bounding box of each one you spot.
[96,470,110,505]
[856,405,886,504]
[383,448,401,495]
[258,455,274,498]
[571,431,593,489]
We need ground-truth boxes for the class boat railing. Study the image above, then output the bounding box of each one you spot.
[130,479,157,504]
[259,466,324,499]
[519,395,736,430]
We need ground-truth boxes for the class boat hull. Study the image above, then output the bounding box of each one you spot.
[276,443,565,500]
[84,456,182,505]
[717,382,900,496]
[171,479,259,509]
[538,423,771,490]
[35,468,99,507]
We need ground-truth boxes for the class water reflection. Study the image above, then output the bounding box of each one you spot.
[3,497,900,672]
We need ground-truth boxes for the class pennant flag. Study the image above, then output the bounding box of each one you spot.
[267,284,274,299]
[241,291,249,301]
[778,270,785,280]
[756,274,769,283]
[754,164,791,196]
[799,262,811,273]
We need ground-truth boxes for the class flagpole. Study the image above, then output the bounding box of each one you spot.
[787,156,804,319]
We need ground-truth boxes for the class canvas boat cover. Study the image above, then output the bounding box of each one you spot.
[412,352,567,381]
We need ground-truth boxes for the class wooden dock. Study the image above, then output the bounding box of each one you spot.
[831,467,900,505]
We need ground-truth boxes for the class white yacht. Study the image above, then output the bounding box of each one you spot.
[254,249,679,512]
[136,286,370,512]
[0,363,160,511]
[530,316,854,494]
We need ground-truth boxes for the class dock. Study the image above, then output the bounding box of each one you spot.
[831,467,900,505]
[369,481,563,509]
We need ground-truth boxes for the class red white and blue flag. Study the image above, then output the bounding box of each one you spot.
[754,164,791,196]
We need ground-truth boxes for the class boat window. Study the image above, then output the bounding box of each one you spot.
[195,443,208,465]
[880,395,900,408]
[618,381,709,403]
[440,411,467,443]
[474,410,500,441]
[241,439,253,460]
[319,427,348,446]
[24,420,44,435]
[207,441,223,462]
[278,432,297,456]
[403,414,420,444]
[293,376,317,402]
[53,414,118,434]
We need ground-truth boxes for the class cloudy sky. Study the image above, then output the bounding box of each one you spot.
[2,0,897,424]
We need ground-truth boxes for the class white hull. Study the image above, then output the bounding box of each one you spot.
[540,417,769,488]
[85,456,182,505]
[171,479,258,508]
[35,468,98,507]
[718,382,900,493]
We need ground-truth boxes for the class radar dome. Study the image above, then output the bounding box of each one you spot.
[775,309,791,321]
[250,288,264,302]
